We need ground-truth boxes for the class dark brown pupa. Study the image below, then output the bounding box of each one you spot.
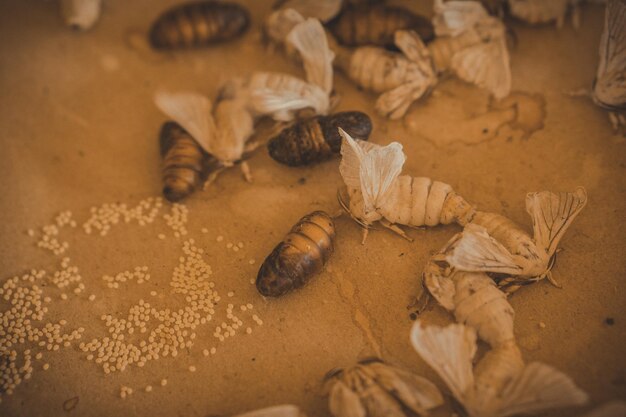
[267,111,372,166]
[149,1,250,50]
[256,211,336,297]
[159,122,210,202]
[327,4,434,48]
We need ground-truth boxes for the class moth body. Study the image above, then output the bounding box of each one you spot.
[328,4,434,48]
[149,1,250,50]
[268,111,372,166]
[256,211,335,297]
[427,30,483,73]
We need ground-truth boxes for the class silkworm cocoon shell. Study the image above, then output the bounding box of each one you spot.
[256,211,335,297]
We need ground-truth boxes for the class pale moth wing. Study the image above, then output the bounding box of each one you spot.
[410,321,476,405]
[594,0,626,108]
[423,269,457,311]
[287,18,335,95]
[339,128,368,189]
[154,91,217,154]
[394,30,432,66]
[349,368,408,417]
[376,81,433,120]
[232,405,305,417]
[493,362,589,417]
[359,141,406,214]
[329,380,367,417]
[445,224,523,274]
[525,187,587,258]
[61,0,102,30]
[265,9,306,47]
[451,36,512,99]
[582,401,626,417]
[432,0,490,37]
[274,0,342,23]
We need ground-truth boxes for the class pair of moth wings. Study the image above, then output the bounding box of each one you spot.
[594,0,626,109]
[411,322,588,417]
[433,0,511,99]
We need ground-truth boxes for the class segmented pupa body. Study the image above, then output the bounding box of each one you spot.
[338,130,475,242]
[332,30,437,119]
[508,0,580,28]
[149,1,250,50]
[328,4,434,48]
[411,321,589,417]
[257,211,335,297]
[268,111,372,166]
[325,358,443,417]
[159,122,210,202]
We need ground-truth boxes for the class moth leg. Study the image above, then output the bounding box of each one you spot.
[202,166,227,190]
[380,219,413,242]
[240,161,253,183]
[361,227,369,245]
[545,271,562,289]
[609,112,621,132]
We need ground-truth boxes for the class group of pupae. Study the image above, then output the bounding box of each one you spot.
[58,0,625,416]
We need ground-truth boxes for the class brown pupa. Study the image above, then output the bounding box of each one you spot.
[256,211,335,297]
[267,111,372,166]
[149,1,250,50]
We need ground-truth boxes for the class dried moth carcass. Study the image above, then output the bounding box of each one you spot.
[232,405,307,417]
[593,0,626,134]
[237,18,336,122]
[60,0,102,30]
[338,129,475,243]
[508,0,580,28]
[429,0,512,99]
[411,321,589,417]
[444,188,587,292]
[332,30,438,119]
[154,90,258,191]
[327,3,434,48]
[148,1,250,50]
[325,358,444,417]
[268,111,372,166]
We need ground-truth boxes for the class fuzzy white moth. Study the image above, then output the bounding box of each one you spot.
[338,129,475,243]
[326,359,444,417]
[443,188,587,292]
[154,90,258,185]
[429,0,512,100]
[331,29,438,119]
[234,18,335,122]
[508,0,581,28]
[60,0,102,30]
[593,0,626,133]
[232,405,307,417]
[411,321,589,417]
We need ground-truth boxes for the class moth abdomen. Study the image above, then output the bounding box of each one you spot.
[149,1,250,50]
[256,211,335,297]
[159,122,206,202]
[328,4,434,48]
[268,111,372,166]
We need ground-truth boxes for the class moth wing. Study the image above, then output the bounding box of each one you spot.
[451,37,511,99]
[432,0,489,37]
[594,0,626,108]
[287,18,335,94]
[351,367,408,417]
[359,142,406,212]
[376,80,433,120]
[329,380,367,417]
[394,30,431,65]
[526,187,588,258]
[494,362,588,417]
[274,0,342,22]
[446,224,523,274]
[61,0,102,30]
[410,322,476,406]
[232,405,305,417]
[265,8,305,45]
[248,79,326,122]
[154,91,217,154]
[581,401,626,417]
[364,361,444,414]
[339,128,368,189]
[423,268,456,311]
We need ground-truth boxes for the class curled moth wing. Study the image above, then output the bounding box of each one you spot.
[328,380,367,417]
[274,0,342,23]
[154,91,217,154]
[451,36,511,99]
[525,187,588,258]
[287,18,335,94]
[376,81,433,120]
[232,405,305,417]
[359,141,406,214]
[339,128,368,189]
[494,362,589,416]
[445,224,523,274]
[593,0,626,108]
[410,322,476,407]
[432,0,490,37]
